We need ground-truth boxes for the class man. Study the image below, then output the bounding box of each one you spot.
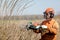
[33,8,59,40]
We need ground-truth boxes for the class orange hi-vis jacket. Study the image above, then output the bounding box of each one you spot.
[34,19,59,40]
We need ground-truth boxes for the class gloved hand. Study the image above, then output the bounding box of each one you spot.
[40,25,49,36]
[41,25,47,29]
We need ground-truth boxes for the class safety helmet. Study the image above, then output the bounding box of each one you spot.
[45,8,54,14]
[44,8,54,18]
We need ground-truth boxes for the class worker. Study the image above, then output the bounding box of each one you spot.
[33,8,59,40]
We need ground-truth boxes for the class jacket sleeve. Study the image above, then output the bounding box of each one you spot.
[48,21,59,35]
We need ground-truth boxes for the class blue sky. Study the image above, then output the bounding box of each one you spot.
[22,0,60,15]
[0,0,60,16]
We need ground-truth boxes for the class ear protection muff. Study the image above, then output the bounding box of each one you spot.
[49,11,54,18]
[50,13,54,18]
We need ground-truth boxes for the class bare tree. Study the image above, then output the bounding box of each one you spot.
[0,0,34,20]
[17,0,33,15]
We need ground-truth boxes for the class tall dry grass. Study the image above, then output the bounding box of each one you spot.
[0,20,41,40]
[0,19,60,40]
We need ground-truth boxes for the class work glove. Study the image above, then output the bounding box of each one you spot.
[40,25,49,36]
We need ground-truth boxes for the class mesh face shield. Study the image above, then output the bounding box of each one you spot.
[43,11,54,19]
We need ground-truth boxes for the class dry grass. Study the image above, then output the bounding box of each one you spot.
[0,19,60,40]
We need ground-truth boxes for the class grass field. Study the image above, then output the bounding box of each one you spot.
[0,19,60,40]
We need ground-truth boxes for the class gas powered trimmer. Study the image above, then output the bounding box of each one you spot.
[26,22,49,35]
[26,22,48,32]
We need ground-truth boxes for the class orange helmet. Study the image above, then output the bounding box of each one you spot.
[45,8,54,14]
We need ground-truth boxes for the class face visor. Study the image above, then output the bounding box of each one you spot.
[43,11,54,19]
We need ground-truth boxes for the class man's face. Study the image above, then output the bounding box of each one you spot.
[44,13,51,20]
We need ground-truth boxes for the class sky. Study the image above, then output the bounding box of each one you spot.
[0,0,60,16]
[22,0,60,15]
